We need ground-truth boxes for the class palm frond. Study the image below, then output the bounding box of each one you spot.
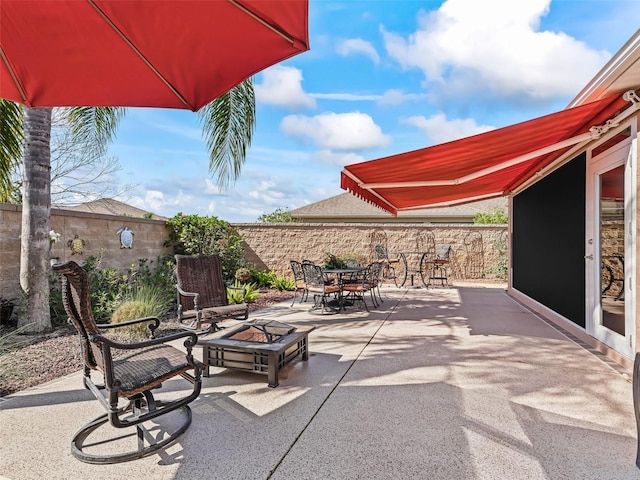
[0,100,24,201]
[198,78,255,191]
[64,107,126,155]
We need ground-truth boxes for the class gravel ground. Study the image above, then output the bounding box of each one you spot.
[0,289,293,397]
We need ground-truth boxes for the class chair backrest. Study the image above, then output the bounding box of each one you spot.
[436,244,452,260]
[370,261,383,284]
[370,229,388,260]
[301,262,325,289]
[416,230,436,257]
[343,257,361,268]
[52,261,103,371]
[290,260,304,282]
[175,254,229,311]
[374,244,389,261]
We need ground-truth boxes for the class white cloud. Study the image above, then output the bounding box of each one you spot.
[254,66,316,109]
[402,113,495,143]
[280,111,391,150]
[204,178,222,195]
[377,89,429,106]
[122,189,196,217]
[313,150,365,167]
[310,92,381,101]
[381,0,611,100]
[337,38,380,64]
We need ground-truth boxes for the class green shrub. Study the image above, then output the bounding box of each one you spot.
[111,286,171,339]
[165,213,245,279]
[474,209,508,224]
[482,239,508,280]
[257,207,297,223]
[252,269,277,288]
[271,276,295,291]
[49,254,178,326]
[227,280,261,304]
[81,253,131,322]
[128,256,176,311]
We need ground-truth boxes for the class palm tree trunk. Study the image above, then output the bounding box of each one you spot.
[19,107,52,332]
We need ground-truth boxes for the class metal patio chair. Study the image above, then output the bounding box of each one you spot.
[290,260,308,305]
[428,244,452,286]
[175,254,248,332]
[302,262,341,314]
[52,261,203,464]
[374,244,401,286]
[342,262,378,311]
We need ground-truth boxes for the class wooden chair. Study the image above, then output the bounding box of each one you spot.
[175,254,248,332]
[52,261,203,464]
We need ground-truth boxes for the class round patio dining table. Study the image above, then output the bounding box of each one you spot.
[322,267,366,310]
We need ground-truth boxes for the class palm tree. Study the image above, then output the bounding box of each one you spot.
[0,80,255,333]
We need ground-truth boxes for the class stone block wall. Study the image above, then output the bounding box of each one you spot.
[0,203,172,301]
[0,202,507,302]
[236,223,508,281]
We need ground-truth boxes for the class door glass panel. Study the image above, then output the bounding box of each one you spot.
[600,164,625,335]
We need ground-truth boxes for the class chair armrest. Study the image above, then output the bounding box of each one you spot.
[99,316,160,329]
[98,316,161,337]
[176,285,201,309]
[90,329,199,351]
[176,285,199,299]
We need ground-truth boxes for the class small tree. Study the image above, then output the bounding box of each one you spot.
[165,213,245,279]
[258,207,296,223]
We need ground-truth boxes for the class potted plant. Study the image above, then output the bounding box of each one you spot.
[234,267,252,283]
[323,253,347,269]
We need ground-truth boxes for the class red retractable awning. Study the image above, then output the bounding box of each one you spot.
[341,93,629,215]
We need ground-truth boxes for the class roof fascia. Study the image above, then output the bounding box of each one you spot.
[569,29,640,106]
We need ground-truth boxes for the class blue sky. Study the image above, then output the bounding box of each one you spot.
[102,0,640,223]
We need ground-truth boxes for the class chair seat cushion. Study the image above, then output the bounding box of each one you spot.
[307,285,340,294]
[112,344,203,397]
[343,284,372,292]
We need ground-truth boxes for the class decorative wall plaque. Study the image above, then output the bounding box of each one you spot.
[117,226,134,249]
[67,234,85,255]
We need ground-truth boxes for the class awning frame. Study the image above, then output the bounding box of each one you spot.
[511,93,640,195]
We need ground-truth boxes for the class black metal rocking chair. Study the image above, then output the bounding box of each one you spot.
[53,261,203,464]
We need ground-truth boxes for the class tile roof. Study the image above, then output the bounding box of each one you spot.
[290,193,507,222]
[65,198,167,220]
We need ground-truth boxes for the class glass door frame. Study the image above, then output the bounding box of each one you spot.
[585,129,636,358]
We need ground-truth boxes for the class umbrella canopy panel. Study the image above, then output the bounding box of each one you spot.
[0,0,309,111]
[341,93,629,215]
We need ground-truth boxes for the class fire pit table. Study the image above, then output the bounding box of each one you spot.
[198,319,314,387]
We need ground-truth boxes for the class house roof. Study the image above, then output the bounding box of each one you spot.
[290,193,506,223]
[65,198,167,220]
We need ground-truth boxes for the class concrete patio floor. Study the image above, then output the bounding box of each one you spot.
[0,284,637,480]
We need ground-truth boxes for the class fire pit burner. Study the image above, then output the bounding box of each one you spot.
[228,319,296,344]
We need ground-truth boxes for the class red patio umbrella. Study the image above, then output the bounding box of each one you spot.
[0,0,309,111]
